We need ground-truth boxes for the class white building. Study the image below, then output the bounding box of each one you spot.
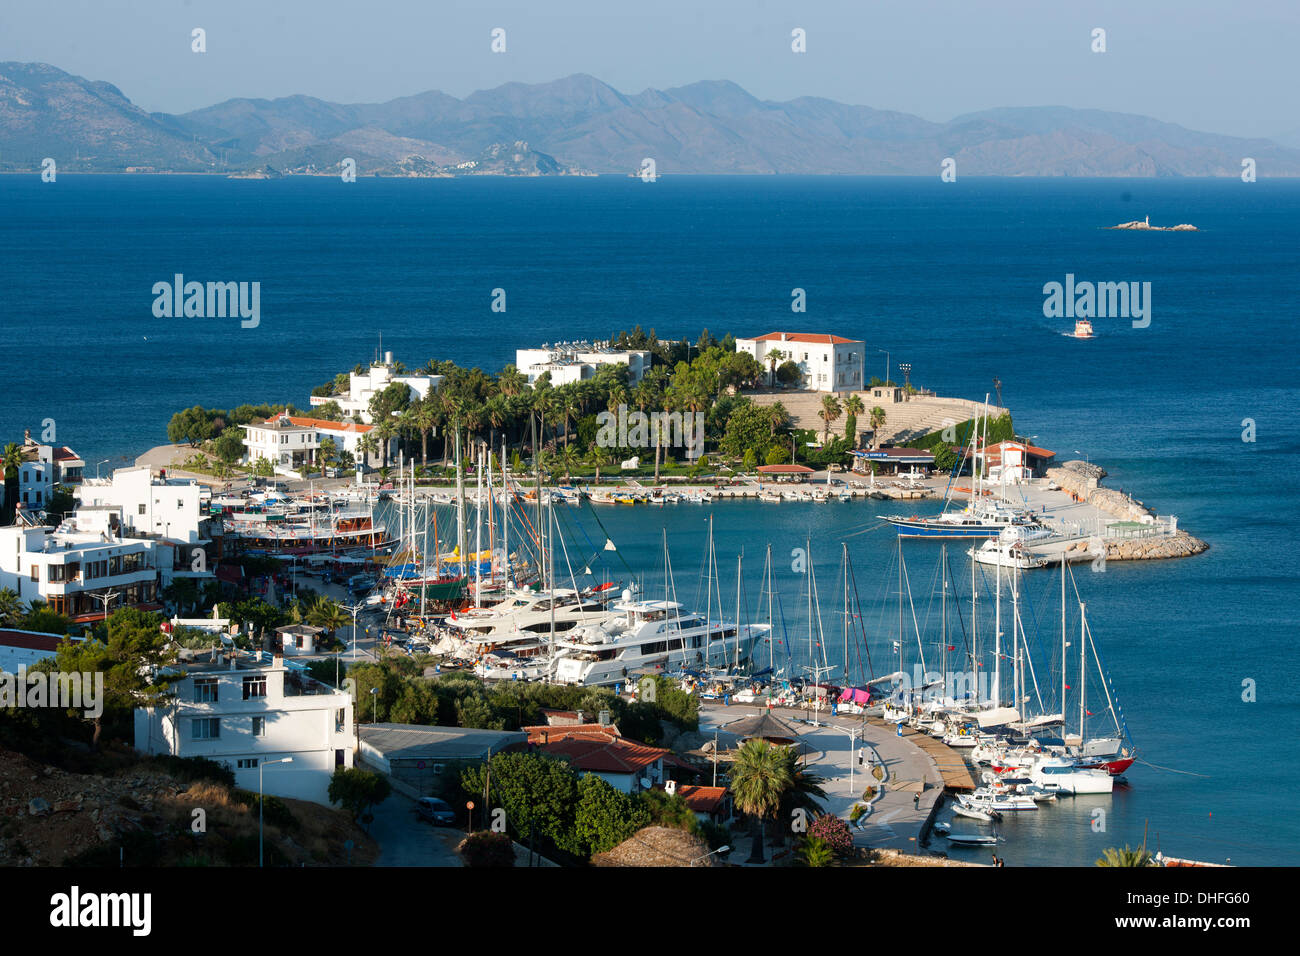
[516,342,652,387]
[736,332,864,392]
[134,653,354,806]
[309,355,442,424]
[0,629,81,671]
[0,522,161,623]
[0,434,86,516]
[76,467,212,545]
[242,415,391,473]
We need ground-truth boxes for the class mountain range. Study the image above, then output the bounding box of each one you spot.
[3,61,1299,177]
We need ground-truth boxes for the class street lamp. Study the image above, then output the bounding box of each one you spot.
[259,756,293,867]
[94,459,110,480]
[338,601,364,661]
[829,724,861,796]
[876,349,890,385]
[370,686,379,724]
[691,845,730,866]
[1074,449,1090,467]
[899,363,912,389]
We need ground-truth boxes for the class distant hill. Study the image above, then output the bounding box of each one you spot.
[3,62,1298,176]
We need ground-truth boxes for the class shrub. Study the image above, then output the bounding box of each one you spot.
[233,790,297,830]
[460,831,515,867]
[151,754,236,789]
[807,813,853,857]
[796,836,836,867]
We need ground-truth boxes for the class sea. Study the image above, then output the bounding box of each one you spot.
[2,174,1297,866]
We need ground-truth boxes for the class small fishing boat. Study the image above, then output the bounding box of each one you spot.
[759,492,782,503]
[944,832,1001,847]
[952,804,1001,823]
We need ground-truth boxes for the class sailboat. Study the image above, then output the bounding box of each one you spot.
[885,395,1038,539]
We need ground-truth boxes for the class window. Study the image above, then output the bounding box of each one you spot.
[30,566,38,582]
[252,717,265,737]
[236,758,258,769]
[138,504,146,515]
[191,718,220,740]
[336,708,346,732]
[242,675,267,700]
[194,678,218,703]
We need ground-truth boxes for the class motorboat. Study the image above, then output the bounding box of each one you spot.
[943,832,1002,847]
[1029,757,1115,795]
[952,804,1001,823]
[958,789,1039,812]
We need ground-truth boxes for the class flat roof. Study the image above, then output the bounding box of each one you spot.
[359,724,526,760]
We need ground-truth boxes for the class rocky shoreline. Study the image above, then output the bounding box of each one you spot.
[1048,460,1209,561]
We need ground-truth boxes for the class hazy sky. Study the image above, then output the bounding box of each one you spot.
[2,0,1296,139]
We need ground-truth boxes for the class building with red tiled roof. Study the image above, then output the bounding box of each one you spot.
[535,731,671,794]
[242,414,395,473]
[670,784,733,824]
[525,723,621,743]
[976,440,1057,482]
[736,332,865,393]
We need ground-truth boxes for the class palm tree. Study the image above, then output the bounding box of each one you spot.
[1095,845,1153,867]
[729,738,794,864]
[0,587,24,627]
[869,406,887,448]
[318,436,338,467]
[559,443,583,482]
[357,431,379,469]
[774,748,827,848]
[585,445,614,485]
[818,395,843,443]
[307,595,349,634]
[2,442,23,525]
[841,393,865,445]
[766,402,790,439]
[409,399,439,468]
[766,349,787,386]
[497,364,528,398]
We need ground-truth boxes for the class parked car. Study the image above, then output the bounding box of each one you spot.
[416,797,456,825]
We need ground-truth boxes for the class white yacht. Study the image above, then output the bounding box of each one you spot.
[1028,756,1115,795]
[551,598,770,686]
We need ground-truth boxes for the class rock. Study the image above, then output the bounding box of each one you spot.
[28,797,51,816]
[53,799,82,813]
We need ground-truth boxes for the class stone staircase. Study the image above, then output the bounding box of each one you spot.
[747,390,1008,445]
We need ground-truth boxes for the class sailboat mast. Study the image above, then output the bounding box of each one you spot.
[941,545,948,690]
[501,438,510,588]
[765,543,775,672]
[734,551,743,671]
[1079,600,1088,740]
[454,427,466,582]
[994,546,1002,708]
[842,542,849,682]
[705,515,714,666]
[1061,558,1067,726]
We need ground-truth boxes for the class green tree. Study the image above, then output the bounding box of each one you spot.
[253,457,275,477]
[52,607,176,748]
[212,426,245,464]
[775,360,802,387]
[328,767,392,826]
[0,587,23,627]
[729,738,793,864]
[573,774,651,856]
[460,752,580,855]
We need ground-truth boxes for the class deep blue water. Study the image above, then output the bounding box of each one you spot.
[2,175,1297,865]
